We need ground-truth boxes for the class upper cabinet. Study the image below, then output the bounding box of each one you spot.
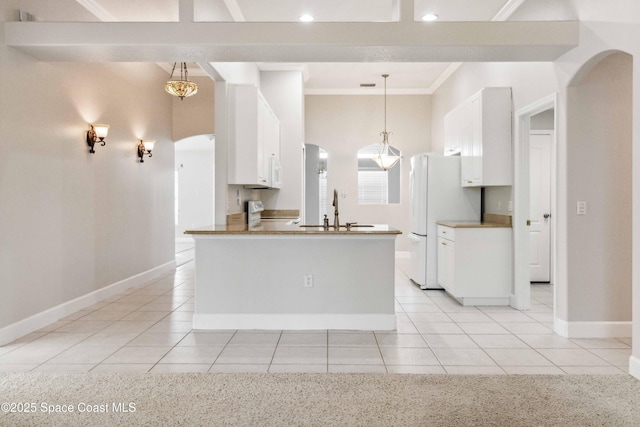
[228,84,281,188]
[444,87,512,187]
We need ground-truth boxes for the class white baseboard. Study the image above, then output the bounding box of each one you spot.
[629,355,640,380]
[395,251,410,259]
[0,260,176,346]
[193,313,397,331]
[554,318,569,337]
[458,296,510,306]
[554,319,631,338]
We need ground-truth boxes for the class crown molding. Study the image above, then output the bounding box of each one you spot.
[305,88,433,96]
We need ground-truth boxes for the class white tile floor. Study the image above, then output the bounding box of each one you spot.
[0,253,632,375]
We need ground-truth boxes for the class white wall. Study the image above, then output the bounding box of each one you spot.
[429,3,640,373]
[175,136,215,237]
[566,52,632,322]
[211,64,261,222]
[550,17,640,360]
[0,22,175,332]
[431,62,558,216]
[172,76,215,142]
[217,70,305,219]
[546,5,640,373]
[210,62,260,86]
[259,71,305,213]
[305,95,431,251]
[431,62,558,156]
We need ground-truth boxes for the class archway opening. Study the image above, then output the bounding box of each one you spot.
[174,134,215,260]
[565,51,633,337]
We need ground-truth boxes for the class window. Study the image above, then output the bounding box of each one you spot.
[357,144,401,205]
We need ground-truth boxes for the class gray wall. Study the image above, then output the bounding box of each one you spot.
[305,95,431,252]
[531,109,555,130]
[567,52,632,322]
[305,144,321,224]
[0,13,175,330]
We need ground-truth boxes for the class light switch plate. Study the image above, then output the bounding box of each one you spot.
[577,200,587,215]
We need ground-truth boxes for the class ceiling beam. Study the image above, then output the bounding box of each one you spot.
[4,21,579,63]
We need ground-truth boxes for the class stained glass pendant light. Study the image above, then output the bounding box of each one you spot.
[372,74,400,171]
[164,62,198,100]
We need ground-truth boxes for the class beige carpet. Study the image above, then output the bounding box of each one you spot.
[1,373,640,426]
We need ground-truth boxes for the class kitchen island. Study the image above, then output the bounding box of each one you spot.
[185,223,401,331]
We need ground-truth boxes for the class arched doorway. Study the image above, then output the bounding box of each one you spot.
[562,51,633,339]
[174,134,215,264]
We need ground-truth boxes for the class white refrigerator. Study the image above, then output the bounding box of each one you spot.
[408,153,481,289]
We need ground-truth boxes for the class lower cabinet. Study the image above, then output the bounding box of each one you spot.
[437,224,511,306]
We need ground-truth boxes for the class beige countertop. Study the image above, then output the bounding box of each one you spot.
[185,223,402,235]
[436,220,512,229]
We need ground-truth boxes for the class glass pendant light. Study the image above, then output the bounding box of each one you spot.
[372,74,400,171]
[164,62,198,100]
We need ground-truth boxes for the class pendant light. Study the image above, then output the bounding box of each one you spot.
[164,62,198,100]
[372,74,400,171]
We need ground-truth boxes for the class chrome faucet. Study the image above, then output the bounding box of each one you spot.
[332,189,339,229]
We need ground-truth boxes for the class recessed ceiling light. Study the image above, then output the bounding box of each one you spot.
[421,13,439,22]
[299,14,314,22]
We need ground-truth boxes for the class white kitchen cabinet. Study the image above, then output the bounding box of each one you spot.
[228,84,281,188]
[445,88,512,187]
[436,232,456,292]
[261,99,280,160]
[437,224,511,306]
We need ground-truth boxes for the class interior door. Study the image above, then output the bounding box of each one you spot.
[529,132,552,282]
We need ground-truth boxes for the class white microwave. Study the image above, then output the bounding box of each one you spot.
[270,157,282,189]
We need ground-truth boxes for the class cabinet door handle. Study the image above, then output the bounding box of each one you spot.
[441,242,447,246]
[543,213,551,219]
[466,180,473,184]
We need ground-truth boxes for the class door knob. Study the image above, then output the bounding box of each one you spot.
[543,213,551,219]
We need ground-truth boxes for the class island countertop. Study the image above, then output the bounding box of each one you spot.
[185,223,402,235]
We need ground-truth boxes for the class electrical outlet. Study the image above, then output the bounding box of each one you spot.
[508,201,513,212]
[498,201,502,211]
[303,274,313,288]
[236,189,241,206]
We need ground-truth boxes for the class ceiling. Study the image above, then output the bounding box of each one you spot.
[43,0,578,93]
[83,0,515,23]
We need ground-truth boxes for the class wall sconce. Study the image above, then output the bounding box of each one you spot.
[137,140,155,163]
[87,124,109,153]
